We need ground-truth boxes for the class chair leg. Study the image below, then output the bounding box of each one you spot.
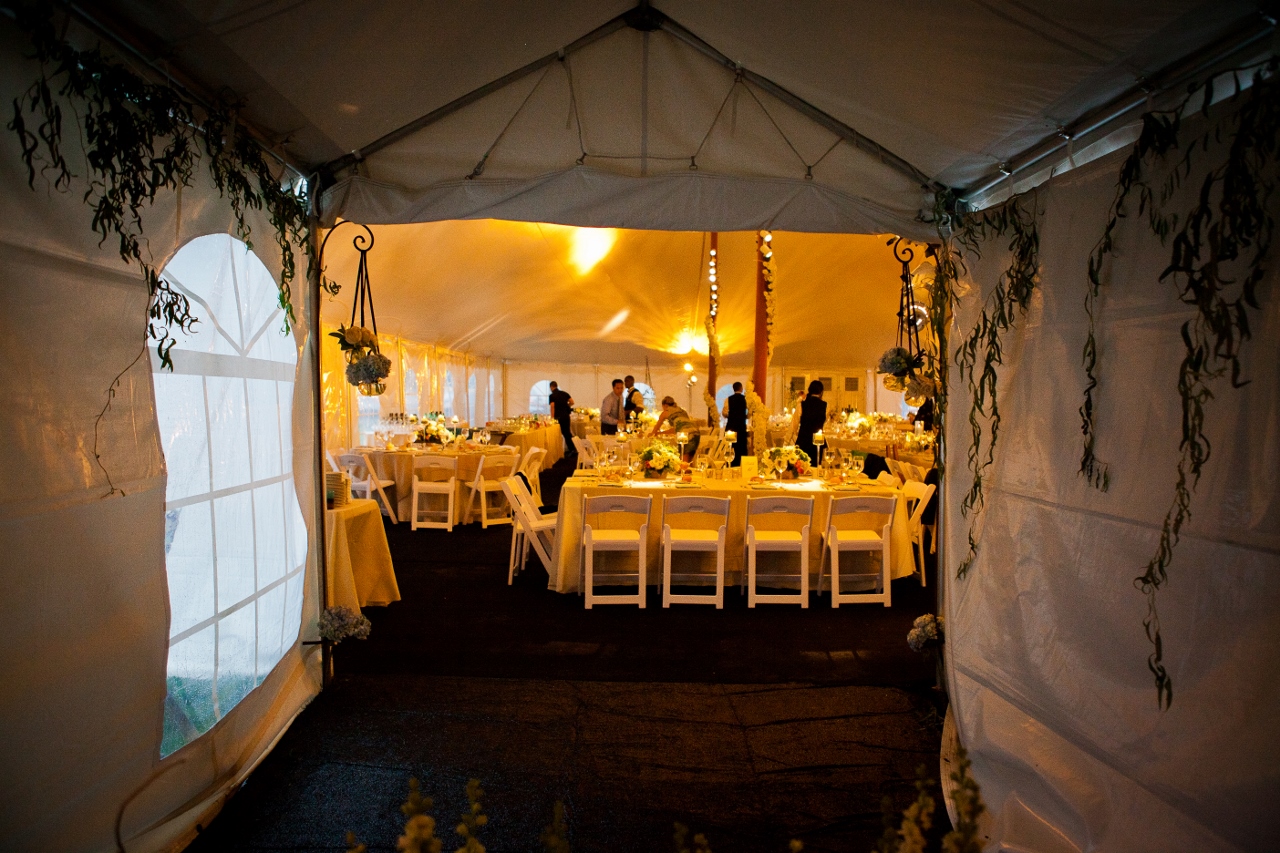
[917,537,927,587]
[638,539,647,609]
[715,543,725,610]
[480,490,489,529]
[584,544,594,609]
[831,547,840,608]
[747,539,756,608]
[800,542,809,609]
[662,538,672,608]
[508,529,520,585]
[883,539,893,607]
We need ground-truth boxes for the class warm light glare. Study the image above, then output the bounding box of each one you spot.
[670,328,709,355]
[599,308,630,337]
[569,227,617,274]
[683,362,694,372]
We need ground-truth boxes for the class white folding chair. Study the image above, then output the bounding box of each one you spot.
[819,495,896,607]
[901,480,936,586]
[410,455,458,532]
[501,477,558,583]
[572,436,598,469]
[336,453,398,523]
[876,470,901,488]
[463,453,519,528]
[517,446,548,507]
[582,494,651,609]
[661,495,730,609]
[745,496,813,608]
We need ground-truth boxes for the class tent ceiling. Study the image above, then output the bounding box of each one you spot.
[93,0,1263,214]
[320,221,917,368]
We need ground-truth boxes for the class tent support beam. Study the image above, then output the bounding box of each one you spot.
[319,12,633,180]
[960,11,1276,204]
[318,3,945,196]
[655,15,942,193]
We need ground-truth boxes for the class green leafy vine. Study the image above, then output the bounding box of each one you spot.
[7,6,310,494]
[946,195,1042,577]
[1082,59,1280,708]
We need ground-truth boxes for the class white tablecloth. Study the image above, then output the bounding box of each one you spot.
[325,499,399,609]
[549,475,913,594]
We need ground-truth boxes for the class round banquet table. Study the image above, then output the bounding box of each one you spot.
[549,474,914,594]
[325,498,400,609]
[361,444,521,523]
[500,425,565,467]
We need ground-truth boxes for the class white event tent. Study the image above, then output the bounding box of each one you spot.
[0,2,1276,852]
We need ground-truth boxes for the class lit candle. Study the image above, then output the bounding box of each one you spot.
[814,430,825,444]
[676,431,688,444]
[724,430,736,442]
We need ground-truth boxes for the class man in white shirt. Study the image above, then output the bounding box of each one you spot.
[600,378,625,435]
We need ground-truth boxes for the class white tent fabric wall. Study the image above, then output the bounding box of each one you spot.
[0,22,321,853]
[943,145,1279,851]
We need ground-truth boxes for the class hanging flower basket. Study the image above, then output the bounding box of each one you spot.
[878,346,921,378]
[346,349,391,395]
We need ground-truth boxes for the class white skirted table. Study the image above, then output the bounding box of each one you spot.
[325,499,400,609]
[549,475,913,594]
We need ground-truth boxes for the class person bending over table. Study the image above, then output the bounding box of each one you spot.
[795,379,827,464]
[600,378,625,435]
[651,396,700,461]
[549,380,575,454]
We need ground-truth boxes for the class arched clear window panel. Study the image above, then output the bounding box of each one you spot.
[527,380,551,416]
[633,382,656,411]
[152,234,305,758]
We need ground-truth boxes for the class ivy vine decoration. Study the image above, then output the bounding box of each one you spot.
[7,7,310,494]
[1080,59,1280,709]
[948,194,1042,577]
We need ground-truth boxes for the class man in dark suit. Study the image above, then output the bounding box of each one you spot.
[549,381,575,455]
[722,381,749,466]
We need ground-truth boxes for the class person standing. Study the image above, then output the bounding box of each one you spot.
[722,381,749,466]
[795,379,827,465]
[549,381,575,455]
[600,378,625,435]
[623,374,645,424]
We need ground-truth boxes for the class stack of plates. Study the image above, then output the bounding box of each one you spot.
[325,472,351,507]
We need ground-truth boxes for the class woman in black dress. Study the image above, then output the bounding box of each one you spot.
[795,379,827,465]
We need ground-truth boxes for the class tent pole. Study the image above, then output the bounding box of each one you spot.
[706,231,718,425]
[308,213,331,687]
[752,233,768,405]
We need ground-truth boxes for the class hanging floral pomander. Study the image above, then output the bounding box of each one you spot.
[878,346,920,378]
[347,351,391,396]
[904,374,938,406]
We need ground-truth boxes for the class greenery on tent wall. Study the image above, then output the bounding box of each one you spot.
[1077,59,1279,708]
[928,60,1278,708]
[6,8,310,494]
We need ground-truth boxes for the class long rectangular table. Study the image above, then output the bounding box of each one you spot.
[549,475,914,594]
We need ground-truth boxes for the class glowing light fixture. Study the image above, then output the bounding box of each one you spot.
[670,328,708,355]
[569,227,617,274]
[683,362,694,372]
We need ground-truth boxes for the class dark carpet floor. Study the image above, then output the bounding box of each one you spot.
[186,459,948,853]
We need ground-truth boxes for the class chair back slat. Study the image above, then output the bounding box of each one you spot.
[829,495,896,519]
[584,494,651,517]
[335,453,372,481]
[746,495,814,518]
[413,455,457,482]
[663,495,731,518]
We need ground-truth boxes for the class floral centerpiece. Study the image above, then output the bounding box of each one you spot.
[903,432,936,454]
[638,443,681,478]
[416,415,454,445]
[760,445,811,479]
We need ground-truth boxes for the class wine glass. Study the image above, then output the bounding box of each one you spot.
[852,455,865,479]
[694,456,708,482]
[723,445,735,472]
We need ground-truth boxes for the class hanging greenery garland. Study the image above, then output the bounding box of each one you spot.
[7,8,310,496]
[1079,59,1279,709]
[6,7,309,367]
[940,194,1042,578]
